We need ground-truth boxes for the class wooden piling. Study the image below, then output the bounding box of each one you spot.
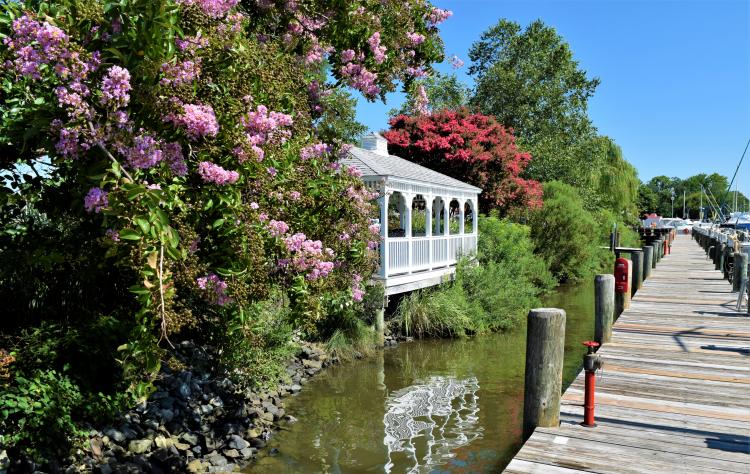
[523,308,566,440]
[651,242,658,268]
[733,252,748,292]
[375,307,385,347]
[724,246,732,280]
[642,246,653,280]
[595,275,615,343]
[716,243,725,271]
[631,250,643,296]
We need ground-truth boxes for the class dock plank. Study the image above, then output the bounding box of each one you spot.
[505,235,750,473]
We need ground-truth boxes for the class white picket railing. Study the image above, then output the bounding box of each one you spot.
[383,234,477,277]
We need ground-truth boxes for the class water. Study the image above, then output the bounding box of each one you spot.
[250,283,595,473]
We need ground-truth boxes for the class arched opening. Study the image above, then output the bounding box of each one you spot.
[432,196,447,236]
[464,200,475,234]
[387,191,407,238]
[449,199,461,234]
[411,194,427,237]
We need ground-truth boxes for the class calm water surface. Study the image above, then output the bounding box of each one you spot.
[250,283,594,473]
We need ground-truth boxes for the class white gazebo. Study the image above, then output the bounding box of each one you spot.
[342,133,482,295]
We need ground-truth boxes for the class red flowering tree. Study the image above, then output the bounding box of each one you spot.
[383,109,543,214]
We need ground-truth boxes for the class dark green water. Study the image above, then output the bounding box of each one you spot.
[250,283,595,473]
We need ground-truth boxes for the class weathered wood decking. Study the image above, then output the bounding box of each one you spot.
[505,234,750,473]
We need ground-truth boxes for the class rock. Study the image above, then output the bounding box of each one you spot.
[90,438,104,458]
[173,442,191,451]
[186,459,206,474]
[178,383,191,400]
[160,409,175,423]
[95,464,113,474]
[180,432,200,446]
[259,411,274,423]
[240,447,255,459]
[226,435,249,450]
[104,429,126,444]
[0,450,9,470]
[154,435,172,450]
[290,384,302,393]
[269,448,280,456]
[222,449,240,459]
[285,415,298,424]
[127,439,153,455]
[206,452,227,467]
[302,359,322,370]
[249,437,266,449]
[245,428,261,439]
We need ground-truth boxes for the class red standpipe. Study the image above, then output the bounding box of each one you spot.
[582,341,602,427]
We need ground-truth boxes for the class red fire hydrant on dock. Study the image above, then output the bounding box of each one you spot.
[582,341,603,427]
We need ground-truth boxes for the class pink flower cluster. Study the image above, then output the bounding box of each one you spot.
[176,0,238,19]
[163,142,188,176]
[176,35,209,53]
[300,142,331,161]
[450,55,464,69]
[280,233,335,280]
[414,84,430,115]
[340,63,380,97]
[197,273,232,306]
[84,187,108,213]
[240,105,293,157]
[4,16,70,80]
[303,40,333,65]
[351,273,365,302]
[100,66,131,108]
[426,7,453,25]
[267,219,290,237]
[124,133,163,169]
[406,32,425,46]
[173,104,220,140]
[345,165,363,178]
[160,60,201,86]
[367,32,387,64]
[198,161,239,185]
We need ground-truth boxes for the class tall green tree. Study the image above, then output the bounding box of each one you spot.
[468,19,599,146]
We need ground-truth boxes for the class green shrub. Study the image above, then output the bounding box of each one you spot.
[0,370,86,462]
[394,216,552,337]
[529,181,604,282]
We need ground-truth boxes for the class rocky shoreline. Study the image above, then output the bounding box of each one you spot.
[4,334,402,474]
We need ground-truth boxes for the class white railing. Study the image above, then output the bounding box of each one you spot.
[383,233,478,277]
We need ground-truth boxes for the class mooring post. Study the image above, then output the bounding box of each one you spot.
[733,252,748,293]
[375,305,385,347]
[631,250,643,296]
[716,243,725,271]
[642,246,653,280]
[651,242,658,268]
[724,246,732,280]
[523,308,566,440]
[595,275,615,343]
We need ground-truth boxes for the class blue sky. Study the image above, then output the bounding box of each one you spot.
[355,0,750,195]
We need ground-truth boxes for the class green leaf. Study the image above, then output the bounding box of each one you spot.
[119,228,141,240]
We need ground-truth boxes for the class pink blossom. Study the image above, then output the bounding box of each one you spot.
[345,165,363,178]
[84,187,108,213]
[259,213,269,222]
[367,240,378,250]
[173,104,219,140]
[267,220,290,237]
[267,167,277,177]
[367,32,387,64]
[340,62,380,97]
[197,161,239,185]
[414,84,429,115]
[241,105,293,147]
[125,133,163,169]
[300,142,331,161]
[100,65,131,108]
[289,191,301,201]
[250,202,259,210]
[406,32,425,46]
[163,142,188,176]
[196,273,232,306]
[340,49,355,62]
[176,0,238,19]
[426,7,453,25]
[160,60,201,86]
[449,55,464,69]
[106,228,120,241]
[369,223,381,235]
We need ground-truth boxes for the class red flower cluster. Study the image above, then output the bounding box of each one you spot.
[384,109,542,213]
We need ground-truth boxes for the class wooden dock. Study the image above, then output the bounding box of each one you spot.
[505,234,750,473]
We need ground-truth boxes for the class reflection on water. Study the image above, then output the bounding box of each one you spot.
[384,376,481,473]
[250,283,594,473]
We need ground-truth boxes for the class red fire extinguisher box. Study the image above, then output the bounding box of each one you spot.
[615,257,629,294]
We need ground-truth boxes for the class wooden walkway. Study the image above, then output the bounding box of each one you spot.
[505,235,750,473]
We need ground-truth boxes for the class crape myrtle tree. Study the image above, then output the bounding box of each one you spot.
[0,0,452,410]
[383,109,543,214]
